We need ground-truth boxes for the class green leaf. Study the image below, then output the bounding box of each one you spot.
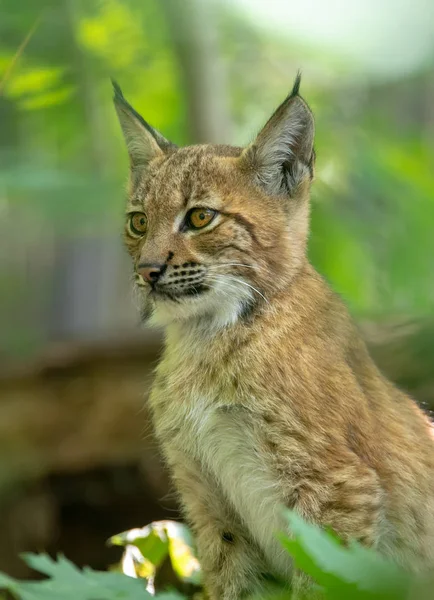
[154,593,186,600]
[110,521,202,585]
[0,553,154,600]
[0,571,16,589]
[110,526,169,569]
[281,510,412,599]
[165,522,202,585]
[21,553,83,581]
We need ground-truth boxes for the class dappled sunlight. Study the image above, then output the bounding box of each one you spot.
[78,0,145,69]
[6,66,65,98]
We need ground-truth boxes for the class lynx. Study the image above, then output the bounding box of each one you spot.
[113,76,434,598]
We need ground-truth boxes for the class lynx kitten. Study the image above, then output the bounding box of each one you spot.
[114,76,434,598]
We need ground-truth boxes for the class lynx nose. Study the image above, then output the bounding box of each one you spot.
[137,263,165,284]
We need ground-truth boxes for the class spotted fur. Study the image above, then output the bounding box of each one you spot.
[114,78,434,599]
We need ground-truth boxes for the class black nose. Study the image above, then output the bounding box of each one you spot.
[137,263,165,284]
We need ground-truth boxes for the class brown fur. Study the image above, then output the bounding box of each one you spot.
[114,78,434,598]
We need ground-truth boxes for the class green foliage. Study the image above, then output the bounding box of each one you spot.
[1,514,433,599]
[280,511,411,599]
[0,553,154,599]
[2,0,434,365]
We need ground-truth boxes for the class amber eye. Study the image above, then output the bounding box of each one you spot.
[129,212,147,236]
[186,208,217,230]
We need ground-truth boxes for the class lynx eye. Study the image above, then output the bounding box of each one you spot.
[129,212,147,236]
[186,208,217,230]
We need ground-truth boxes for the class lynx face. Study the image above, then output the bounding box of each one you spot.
[114,77,315,327]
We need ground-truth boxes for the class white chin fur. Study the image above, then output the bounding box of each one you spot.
[148,278,253,330]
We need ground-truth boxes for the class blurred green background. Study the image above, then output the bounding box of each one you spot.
[0,0,433,582]
[2,0,434,364]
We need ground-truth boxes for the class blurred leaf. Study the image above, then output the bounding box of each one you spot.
[110,525,169,569]
[78,0,144,68]
[110,521,202,586]
[0,572,16,590]
[6,67,64,97]
[19,86,74,110]
[152,594,185,600]
[0,553,156,599]
[165,522,202,586]
[280,510,412,599]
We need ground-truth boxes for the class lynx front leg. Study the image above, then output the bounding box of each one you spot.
[289,460,383,599]
[171,460,268,600]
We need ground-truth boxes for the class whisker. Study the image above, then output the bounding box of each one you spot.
[206,275,238,289]
[206,275,247,297]
[207,276,243,290]
[206,275,259,305]
[224,275,269,304]
[210,263,257,269]
[208,263,258,270]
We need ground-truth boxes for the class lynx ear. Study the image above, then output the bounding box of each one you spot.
[112,80,176,167]
[241,74,315,197]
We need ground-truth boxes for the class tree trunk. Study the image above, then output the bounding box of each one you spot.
[161,0,232,144]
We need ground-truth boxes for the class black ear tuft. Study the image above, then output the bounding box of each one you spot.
[111,78,127,104]
[290,71,302,98]
[111,78,177,167]
[112,78,160,140]
[240,71,314,198]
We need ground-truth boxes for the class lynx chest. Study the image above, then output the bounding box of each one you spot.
[150,367,290,576]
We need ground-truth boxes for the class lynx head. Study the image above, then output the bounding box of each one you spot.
[113,75,315,328]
